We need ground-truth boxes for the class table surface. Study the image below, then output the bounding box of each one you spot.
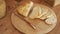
[0,0,60,34]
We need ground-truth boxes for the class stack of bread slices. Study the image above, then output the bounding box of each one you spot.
[17,1,57,25]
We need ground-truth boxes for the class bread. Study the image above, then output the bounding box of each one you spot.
[29,5,41,19]
[16,1,57,34]
[0,0,6,19]
[45,9,57,24]
[29,5,47,19]
[17,1,33,17]
[17,1,57,24]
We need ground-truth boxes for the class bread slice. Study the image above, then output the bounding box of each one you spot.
[29,5,41,19]
[45,14,57,24]
[29,4,48,19]
[45,9,57,24]
[39,6,48,20]
[39,6,57,24]
[17,1,33,17]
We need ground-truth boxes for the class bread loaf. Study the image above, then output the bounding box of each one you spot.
[17,1,57,24]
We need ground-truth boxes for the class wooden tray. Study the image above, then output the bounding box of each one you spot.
[11,12,56,34]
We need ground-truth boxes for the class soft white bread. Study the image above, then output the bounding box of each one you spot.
[17,1,33,17]
[45,9,57,24]
[29,4,48,19]
[39,6,57,24]
[29,5,41,19]
[0,0,6,19]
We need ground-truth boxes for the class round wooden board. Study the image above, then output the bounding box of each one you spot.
[0,0,6,19]
[11,12,57,34]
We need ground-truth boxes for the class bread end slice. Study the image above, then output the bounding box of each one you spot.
[17,1,33,17]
